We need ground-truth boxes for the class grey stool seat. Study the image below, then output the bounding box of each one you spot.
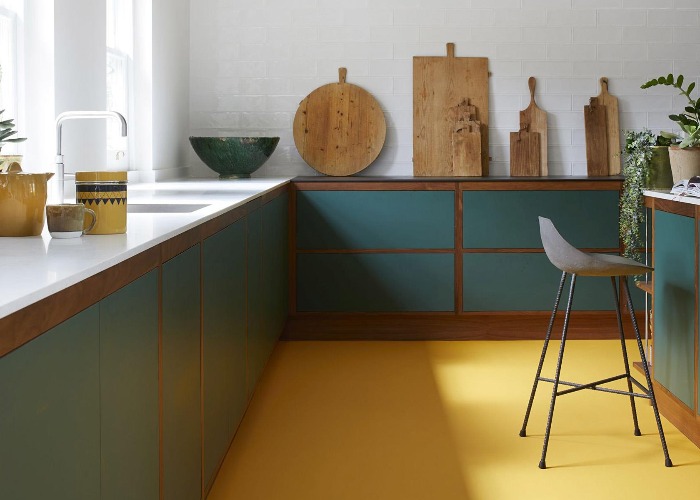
[540,216,652,276]
[520,217,672,469]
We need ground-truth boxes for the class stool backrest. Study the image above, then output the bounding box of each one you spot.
[539,216,590,273]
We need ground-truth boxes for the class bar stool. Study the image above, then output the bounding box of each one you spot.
[519,217,672,469]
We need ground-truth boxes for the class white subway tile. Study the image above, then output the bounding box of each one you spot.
[393,77,413,94]
[371,26,421,43]
[489,161,510,177]
[552,162,575,176]
[343,9,394,26]
[265,96,302,113]
[547,78,597,94]
[649,43,700,60]
[674,27,700,43]
[471,0,521,8]
[619,95,673,112]
[421,0,475,8]
[370,59,412,77]
[318,26,371,43]
[495,9,547,27]
[497,44,547,60]
[240,112,291,129]
[291,42,345,60]
[623,27,673,43]
[267,59,317,78]
[492,77,532,94]
[672,63,700,79]
[394,9,446,25]
[649,9,699,26]
[547,128,573,146]
[523,61,574,77]
[444,9,497,26]
[597,10,647,26]
[318,60,370,78]
[490,129,512,146]
[523,0,570,8]
[547,44,597,61]
[471,27,523,43]
[572,128,585,146]
[548,10,596,27]
[419,27,472,43]
[624,60,673,78]
[570,162,587,176]
[489,111,520,129]
[573,61,624,78]
[490,94,523,111]
[623,0,673,7]
[291,9,344,26]
[619,112,650,130]
[534,94,573,111]
[268,27,318,43]
[648,112,674,129]
[572,94,592,111]
[216,95,266,112]
[395,43,446,59]
[490,144,510,162]
[238,43,292,61]
[573,0,622,7]
[549,111,585,129]
[549,145,586,163]
[490,60,523,77]
[343,43,394,60]
[523,27,572,43]
[597,44,646,61]
[268,0,316,7]
[573,26,623,43]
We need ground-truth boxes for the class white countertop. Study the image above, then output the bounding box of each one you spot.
[644,189,700,206]
[0,178,290,319]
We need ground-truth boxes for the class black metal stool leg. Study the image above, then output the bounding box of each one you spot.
[622,278,673,467]
[520,271,568,438]
[610,277,641,436]
[539,273,577,469]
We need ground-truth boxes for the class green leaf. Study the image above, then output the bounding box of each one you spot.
[0,129,17,141]
[688,81,696,95]
[669,114,682,122]
[3,137,26,143]
[686,106,696,114]
[641,79,658,89]
[677,74,685,87]
[667,73,674,85]
[658,76,666,84]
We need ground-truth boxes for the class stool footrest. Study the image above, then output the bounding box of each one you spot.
[538,375,651,399]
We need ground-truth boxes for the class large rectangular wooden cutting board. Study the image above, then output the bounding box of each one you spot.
[414,43,489,176]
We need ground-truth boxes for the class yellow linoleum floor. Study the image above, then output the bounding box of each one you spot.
[207,340,700,500]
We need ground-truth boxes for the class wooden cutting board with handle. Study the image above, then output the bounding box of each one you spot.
[519,77,547,175]
[584,97,609,176]
[594,77,621,175]
[293,68,386,176]
[510,130,541,177]
[414,43,489,176]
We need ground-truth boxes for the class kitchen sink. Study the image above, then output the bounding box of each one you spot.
[127,203,211,213]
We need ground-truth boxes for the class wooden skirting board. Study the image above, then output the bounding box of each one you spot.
[282,311,646,341]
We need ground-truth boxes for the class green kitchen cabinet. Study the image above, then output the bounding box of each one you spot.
[297,190,455,249]
[247,207,265,398]
[462,190,620,249]
[162,245,202,500]
[202,220,247,491]
[0,305,101,500]
[297,253,455,312]
[653,210,696,409]
[463,253,616,311]
[262,193,289,359]
[100,270,159,500]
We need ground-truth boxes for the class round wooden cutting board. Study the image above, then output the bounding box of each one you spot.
[293,68,386,176]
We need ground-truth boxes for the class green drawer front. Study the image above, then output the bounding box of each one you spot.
[297,190,455,249]
[653,210,695,409]
[297,253,454,312]
[463,253,616,311]
[463,190,619,249]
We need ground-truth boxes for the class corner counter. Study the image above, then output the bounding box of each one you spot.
[643,189,700,449]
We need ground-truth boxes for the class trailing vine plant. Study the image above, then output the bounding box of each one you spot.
[620,129,654,262]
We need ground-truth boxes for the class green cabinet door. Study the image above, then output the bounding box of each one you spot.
[162,245,202,500]
[202,220,247,490]
[247,208,264,398]
[0,305,100,500]
[262,193,289,358]
[654,210,695,409]
[100,270,159,500]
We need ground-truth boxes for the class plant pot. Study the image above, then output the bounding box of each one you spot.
[646,146,674,189]
[669,145,700,183]
[0,154,22,173]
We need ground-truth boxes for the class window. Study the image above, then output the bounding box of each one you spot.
[106,0,132,169]
[0,0,23,152]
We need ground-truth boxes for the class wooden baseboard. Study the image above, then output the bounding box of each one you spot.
[652,380,700,449]
[282,311,646,341]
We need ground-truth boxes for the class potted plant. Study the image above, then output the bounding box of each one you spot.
[0,64,27,172]
[642,74,700,182]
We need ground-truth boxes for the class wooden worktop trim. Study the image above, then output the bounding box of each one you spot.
[460,180,623,190]
[653,197,696,218]
[293,181,456,191]
[0,246,160,358]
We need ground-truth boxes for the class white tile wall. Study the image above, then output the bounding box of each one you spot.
[189,1,700,177]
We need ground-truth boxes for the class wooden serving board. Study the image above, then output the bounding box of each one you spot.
[519,77,547,175]
[584,97,609,176]
[594,77,621,175]
[510,130,541,177]
[293,68,386,176]
[414,43,489,176]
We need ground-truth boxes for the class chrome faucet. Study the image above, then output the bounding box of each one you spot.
[55,110,128,202]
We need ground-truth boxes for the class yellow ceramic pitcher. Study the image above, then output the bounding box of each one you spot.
[0,171,55,236]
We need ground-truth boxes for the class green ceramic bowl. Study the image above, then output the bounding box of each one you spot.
[189,136,280,179]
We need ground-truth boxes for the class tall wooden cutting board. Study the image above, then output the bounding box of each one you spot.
[594,77,621,175]
[585,98,609,176]
[293,68,386,176]
[519,77,548,175]
[414,43,489,176]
